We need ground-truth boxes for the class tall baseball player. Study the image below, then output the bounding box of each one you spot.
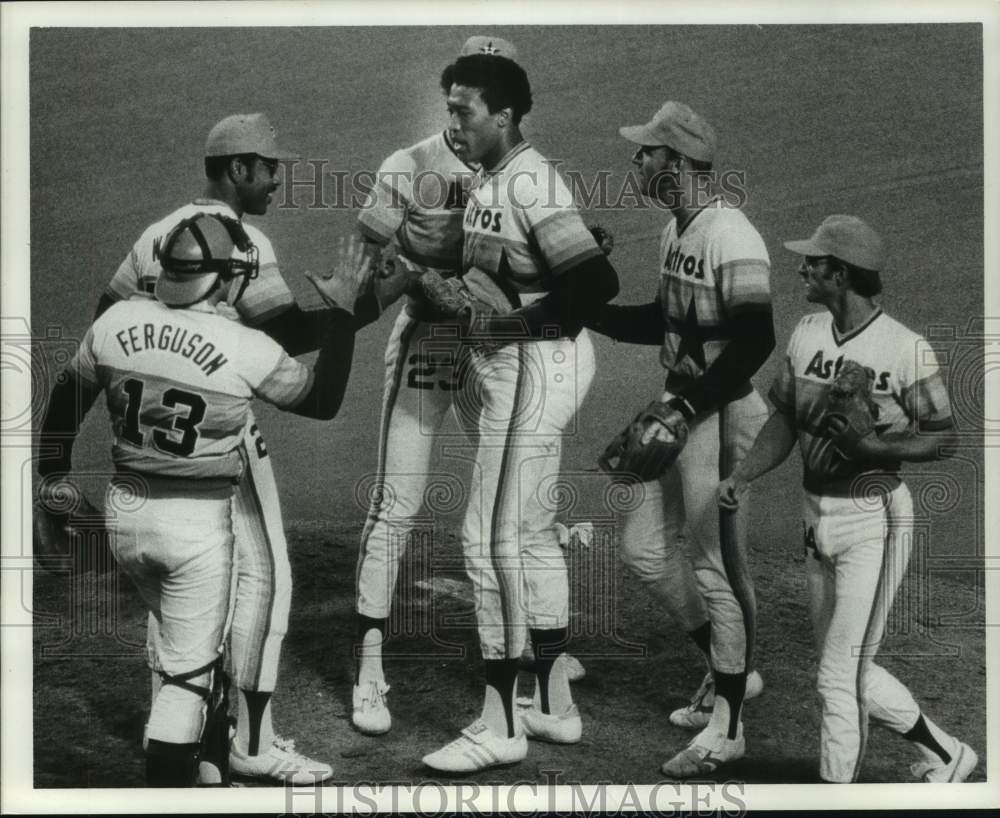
[94,113,371,783]
[420,53,619,773]
[719,215,977,783]
[38,211,370,786]
[350,35,586,737]
[349,35,503,737]
[589,102,774,777]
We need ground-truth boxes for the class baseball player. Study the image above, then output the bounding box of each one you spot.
[349,35,584,737]
[420,52,619,773]
[349,35,502,736]
[38,211,370,786]
[718,215,977,783]
[94,113,371,783]
[589,102,774,777]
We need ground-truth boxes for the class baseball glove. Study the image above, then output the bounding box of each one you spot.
[418,268,517,328]
[821,359,880,458]
[33,483,113,574]
[598,400,689,483]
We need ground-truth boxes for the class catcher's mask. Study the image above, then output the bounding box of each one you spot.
[154,212,259,307]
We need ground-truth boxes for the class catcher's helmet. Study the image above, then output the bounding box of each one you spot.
[154,212,259,307]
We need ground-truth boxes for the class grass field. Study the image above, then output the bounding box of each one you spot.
[26,22,987,793]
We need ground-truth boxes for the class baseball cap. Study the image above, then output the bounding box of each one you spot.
[460,35,519,62]
[783,215,885,271]
[619,101,717,163]
[205,113,297,160]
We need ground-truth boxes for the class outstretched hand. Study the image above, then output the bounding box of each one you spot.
[305,235,373,312]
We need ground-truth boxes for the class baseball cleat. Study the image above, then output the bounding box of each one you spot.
[518,701,582,744]
[669,669,764,730]
[229,736,333,784]
[661,724,745,779]
[352,680,391,735]
[421,719,528,773]
[911,742,978,783]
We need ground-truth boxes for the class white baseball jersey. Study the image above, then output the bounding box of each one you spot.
[70,298,313,480]
[769,308,952,489]
[771,306,957,782]
[462,141,603,297]
[106,202,300,697]
[105,200,294,326]
[357,132,479,274]
[657,198,771,376]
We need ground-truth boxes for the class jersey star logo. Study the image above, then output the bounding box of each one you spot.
[667,297,706,371]
[480,41,500,55]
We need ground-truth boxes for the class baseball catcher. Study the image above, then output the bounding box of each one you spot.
[820,359,879,458]
[599,399,689,483]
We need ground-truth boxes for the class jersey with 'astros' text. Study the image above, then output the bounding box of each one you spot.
[462,142,603,299]
[769,308,952,490]
[70,298,313,480]
[105,200,294,326]
[357,132,479,275]
[657,197,771,377]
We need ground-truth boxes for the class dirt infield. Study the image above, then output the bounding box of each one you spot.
[28,23,986,790]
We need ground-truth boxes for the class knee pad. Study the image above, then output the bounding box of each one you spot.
[148,682,207,744]
[147,658,216,743]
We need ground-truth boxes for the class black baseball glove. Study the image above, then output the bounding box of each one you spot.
[598,400,688,483]
[821,359,880,458]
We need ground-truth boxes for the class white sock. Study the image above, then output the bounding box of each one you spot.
[357,627,385,685]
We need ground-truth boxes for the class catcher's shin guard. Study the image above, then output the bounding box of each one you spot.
[145,739,200,787]
[198,658,233,786]
[157,656,232,786]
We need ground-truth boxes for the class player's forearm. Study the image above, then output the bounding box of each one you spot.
[730,409,797,484]
[856,424,958,465]
[288,311,358,420]
[484,254,620,339]
[257,303,366,356]
[587,301,664,345]
[37,373,99,478]
[677,309,776,415]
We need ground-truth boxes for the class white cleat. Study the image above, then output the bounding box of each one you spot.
[518,701,582,744]
[661,724,745,778]
[421,720,528,773]
[669,670,764,730]
[352,680,391,735]
[229,736,333,784]
[911,742,978,782]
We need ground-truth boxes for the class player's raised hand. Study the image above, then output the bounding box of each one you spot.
[305,234,373,312]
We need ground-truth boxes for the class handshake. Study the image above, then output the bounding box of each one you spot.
[305,236,423,315]
[306,223,614,325]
